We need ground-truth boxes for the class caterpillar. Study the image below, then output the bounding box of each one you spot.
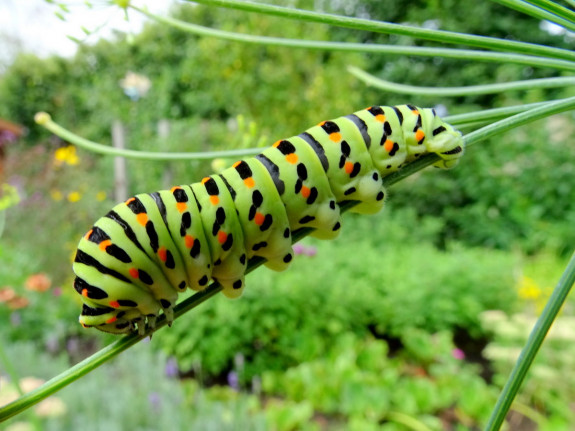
[72,105,464,334]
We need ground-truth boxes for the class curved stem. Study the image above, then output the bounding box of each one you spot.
[348,66,575,96]
[463,95,575,146]
[38,96,573,164]
[182,0,575,62]
[444,100,561,124]
[34,113,261,160]
[130,5,575,72]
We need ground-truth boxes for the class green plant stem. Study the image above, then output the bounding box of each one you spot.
[348,66,575,96]
[10,98,575,423]
[462,95,575,146]
[34,113,261,160]
[34,101,559,164]
[183,0,575,62]
[444,100,561,124]
[131,5,575,72]
[489,0,575,32]
[485,250,575,431]
[527,0,575,23]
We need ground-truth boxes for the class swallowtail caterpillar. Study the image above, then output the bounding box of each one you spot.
[73,105,464,334]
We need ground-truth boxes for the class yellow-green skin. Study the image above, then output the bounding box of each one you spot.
[72,105,464,334]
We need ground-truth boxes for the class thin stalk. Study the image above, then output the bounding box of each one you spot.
[527,0,575,23]
[444,100,560,124]
[34,113,261,161]
[131,6,575,72]
[449,120,502,131]
[462,95,575,145]
[7,98,575,422]
[183,0,575,62]
[489,0,575,32]
[348,66,575,96]
[484,250,575,431]
[37,98,570,165]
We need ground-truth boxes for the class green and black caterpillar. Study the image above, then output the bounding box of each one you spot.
[73,105,464,334]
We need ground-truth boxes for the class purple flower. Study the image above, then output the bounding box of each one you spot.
[293,243,317,257]
[227,371,239,391]
[148,392,161,412]
[0,130,17,147]
[165,357,179,378]
[9,311,21,326]
[304,246,317,257]
[452,348,465,360]
[293,243,305,255]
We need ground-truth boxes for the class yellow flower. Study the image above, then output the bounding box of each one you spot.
[54,146,79,166]
[50,189,63,201]
[96,191,107,201]
[67,191,82,203]
[517,276,542,300]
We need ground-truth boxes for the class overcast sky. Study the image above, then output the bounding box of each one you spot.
[1,0,572,66]
[0,0,177,65]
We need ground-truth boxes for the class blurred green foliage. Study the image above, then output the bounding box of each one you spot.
[262,330,498,429]
[153,211,517,380]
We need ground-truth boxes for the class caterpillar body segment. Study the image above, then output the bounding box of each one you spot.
[72,105,464,334]
[154,186,212,293]
[219,159,294,273]
[190,175,247,298]
[257,137,342,240]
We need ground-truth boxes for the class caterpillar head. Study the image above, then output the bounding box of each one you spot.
[425,114,464,169]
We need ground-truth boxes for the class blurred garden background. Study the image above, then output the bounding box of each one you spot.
[1,0,575,429]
